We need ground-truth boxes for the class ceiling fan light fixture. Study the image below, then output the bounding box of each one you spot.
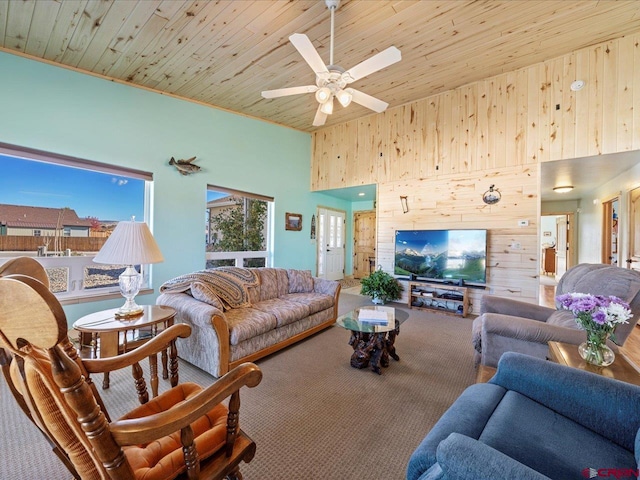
[336,88,352,107]
[315,86,332,103]
[320,97,334,115]
[260,0,401,126]
[553,186,574,193]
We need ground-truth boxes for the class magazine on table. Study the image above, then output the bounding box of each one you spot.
[358,309,389,325]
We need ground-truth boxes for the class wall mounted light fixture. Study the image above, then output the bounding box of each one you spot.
[482,185,501,205]
[400,195,409,213]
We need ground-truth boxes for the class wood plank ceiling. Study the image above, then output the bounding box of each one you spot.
[1,0,639,132]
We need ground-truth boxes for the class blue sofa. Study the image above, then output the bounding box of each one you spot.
[407,352,640,480]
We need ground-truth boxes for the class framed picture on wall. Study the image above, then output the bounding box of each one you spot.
[285,212,302,231]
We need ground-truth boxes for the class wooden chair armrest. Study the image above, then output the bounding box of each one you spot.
[109,362,262,445]
[82,324,191,374]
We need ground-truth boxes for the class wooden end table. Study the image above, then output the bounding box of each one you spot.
[548,341,640,386]
[73,305,177,397]
[475,365,496,383]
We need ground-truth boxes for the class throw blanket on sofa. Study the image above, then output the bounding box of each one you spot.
[160,267,259,309]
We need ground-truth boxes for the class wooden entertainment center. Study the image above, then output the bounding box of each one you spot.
[408,281,469,317]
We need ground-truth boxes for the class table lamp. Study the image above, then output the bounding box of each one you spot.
[93,217,164,317]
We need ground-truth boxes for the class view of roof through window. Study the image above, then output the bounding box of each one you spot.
[0,153,147,296]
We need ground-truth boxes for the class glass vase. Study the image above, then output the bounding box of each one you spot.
[578,335,615,367]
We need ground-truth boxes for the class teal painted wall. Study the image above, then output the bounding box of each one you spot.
[0,52,349,322]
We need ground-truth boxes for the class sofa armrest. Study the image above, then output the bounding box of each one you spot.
[314,278,341,319]
[482,313,591,346]
[491,352,640,451]
[313,277,340,297]
[477,313,591,367]
[435,433,551,480]
[481,295,555,321]
[156,292,231,376]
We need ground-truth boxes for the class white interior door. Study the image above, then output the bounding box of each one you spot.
[555,216,568,280]
[317,208,345,280]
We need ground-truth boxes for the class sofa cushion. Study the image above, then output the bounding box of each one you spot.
[189,282,225,311]
[255,268,280,301]
[280,292,334,315]
[545,310,578,329]
[273,268,290,297]
[479,390,637,479]
[247,285,260,305]
[287,269,314,293]
[224,308,277,345]
[252,298,311,328]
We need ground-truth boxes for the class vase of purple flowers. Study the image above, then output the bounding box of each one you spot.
[556,292,632,366]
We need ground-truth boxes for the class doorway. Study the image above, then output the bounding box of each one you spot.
[540,213,575,278]
[352,210,376,279]
[602,197,619,266]
[316,207,346,281]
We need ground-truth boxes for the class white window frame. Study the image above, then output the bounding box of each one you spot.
[205,185,274,268]
[0,142,154,305]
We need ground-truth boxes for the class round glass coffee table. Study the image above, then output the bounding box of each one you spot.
[336,305,408,374]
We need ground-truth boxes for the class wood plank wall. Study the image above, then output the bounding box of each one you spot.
[311,32,640,307]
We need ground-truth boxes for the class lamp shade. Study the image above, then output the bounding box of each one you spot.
[94,220,164,265]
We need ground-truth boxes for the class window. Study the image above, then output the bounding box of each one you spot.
[206,185,273,268]
[0,142,151,303]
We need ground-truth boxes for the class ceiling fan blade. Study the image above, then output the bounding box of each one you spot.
[313,104,328,127]
[343,46,402,83]
[349,89,389,113]
[289,33,329,75]
[261,85,318,99]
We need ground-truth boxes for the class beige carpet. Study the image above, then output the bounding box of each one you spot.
[0,293,477,479]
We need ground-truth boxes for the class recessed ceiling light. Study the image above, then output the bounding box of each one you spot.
[553,186,574,193]
[358,192,365,196]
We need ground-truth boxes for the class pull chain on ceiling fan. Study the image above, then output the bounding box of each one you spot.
[261,0,402,127]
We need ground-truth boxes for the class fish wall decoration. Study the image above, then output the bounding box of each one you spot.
[169,156,201,175]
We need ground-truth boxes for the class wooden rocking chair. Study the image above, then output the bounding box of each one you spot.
[0,265,262,480]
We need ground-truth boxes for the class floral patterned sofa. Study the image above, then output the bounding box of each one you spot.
[156,267,341,377]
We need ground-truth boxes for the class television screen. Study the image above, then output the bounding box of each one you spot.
[394,229,487,284]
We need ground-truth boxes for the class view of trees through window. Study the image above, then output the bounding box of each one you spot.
[206,188,271,268]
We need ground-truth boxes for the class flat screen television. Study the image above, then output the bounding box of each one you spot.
[394,229,487,284]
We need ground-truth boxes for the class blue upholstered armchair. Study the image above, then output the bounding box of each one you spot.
[407,352,640,480]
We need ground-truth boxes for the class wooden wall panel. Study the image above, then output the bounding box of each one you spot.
[634,37,640,151]
[377,166,539,308]
[574,49,590,158]
[617,36,634,150]
[311,32,640,185]
[587,44,605,156]
[310,32,640,304]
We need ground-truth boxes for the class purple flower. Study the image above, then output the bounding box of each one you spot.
[592,310,607,325]
[571,296,598,313]
[556,292,632,332]
[556,293,574,308]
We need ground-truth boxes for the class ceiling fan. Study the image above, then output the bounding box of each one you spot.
[261,0,401,127]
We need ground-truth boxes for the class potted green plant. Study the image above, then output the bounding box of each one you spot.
[360,268,403,304]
